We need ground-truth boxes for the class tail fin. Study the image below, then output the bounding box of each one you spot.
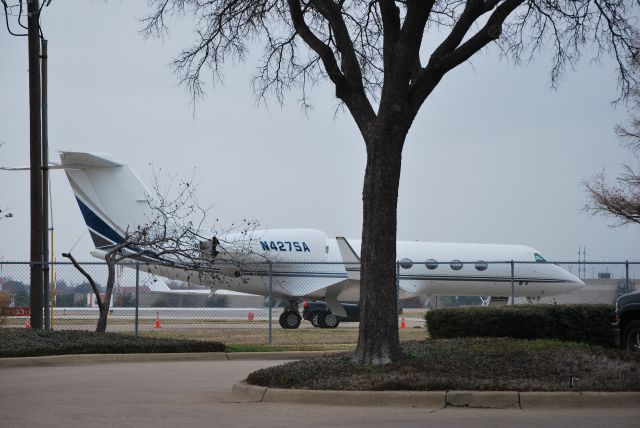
[60,152,150,249]
[336,237,361,281]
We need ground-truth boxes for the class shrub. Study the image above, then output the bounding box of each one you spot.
[246,338,640,391]
[0,329,225,358]
[425,304,615,347]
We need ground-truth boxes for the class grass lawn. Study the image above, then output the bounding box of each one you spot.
[246,337,640,392]
[0,329,224,358]
[144,325,426,346]
[0,326,427,356]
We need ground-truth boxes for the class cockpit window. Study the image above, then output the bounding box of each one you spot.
[534,253,547,263]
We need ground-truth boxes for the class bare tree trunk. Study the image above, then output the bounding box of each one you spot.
[96,309,109,332]
[355,119,408,364]
[63,252,109,332]
[95,255,118,333]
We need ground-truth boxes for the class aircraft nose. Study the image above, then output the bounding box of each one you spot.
[563,269,585,291]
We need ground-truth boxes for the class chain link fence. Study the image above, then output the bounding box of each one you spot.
[0,259,637,345]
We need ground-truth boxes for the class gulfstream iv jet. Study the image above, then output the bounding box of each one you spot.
[60,151,584,329]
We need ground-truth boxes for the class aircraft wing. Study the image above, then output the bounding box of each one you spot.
[284,278,360,301]
[324,280,352,317]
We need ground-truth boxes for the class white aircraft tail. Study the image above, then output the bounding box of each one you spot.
[60,152,151,249]
[336,237,360,280]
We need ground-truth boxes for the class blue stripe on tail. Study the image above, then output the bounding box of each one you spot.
[75,197,124,244]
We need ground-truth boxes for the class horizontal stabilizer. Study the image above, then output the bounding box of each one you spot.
[59,152,123,169]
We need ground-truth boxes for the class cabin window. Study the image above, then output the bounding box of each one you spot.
[450,260,463,270]
[475,261,488,271]
[534,253,547,263]
[425,259,439,270]
[400,258,413,269]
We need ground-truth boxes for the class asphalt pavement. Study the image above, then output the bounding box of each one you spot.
[1,359,638,428]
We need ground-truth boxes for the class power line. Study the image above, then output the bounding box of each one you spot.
[1,1,26,36]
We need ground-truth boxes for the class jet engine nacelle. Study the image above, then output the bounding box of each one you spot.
[199,237,220,259]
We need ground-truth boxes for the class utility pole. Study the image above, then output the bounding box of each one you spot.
[41,38,50,330]
[28,0,44,329]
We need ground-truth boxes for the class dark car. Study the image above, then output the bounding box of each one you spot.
[302,301,359,329]
[612,290,640,352]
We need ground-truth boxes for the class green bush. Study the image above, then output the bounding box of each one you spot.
[425,305,615,347]
[0,329,225,358]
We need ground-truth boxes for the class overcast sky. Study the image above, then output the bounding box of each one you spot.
[0,1,638,262]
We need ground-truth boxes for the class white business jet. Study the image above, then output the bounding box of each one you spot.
[60,152,584,329]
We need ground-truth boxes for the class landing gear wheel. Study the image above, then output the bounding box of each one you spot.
[318,311,340,329]
[310,313,321,328]
[623,319,640,352]
[279,311,301,329]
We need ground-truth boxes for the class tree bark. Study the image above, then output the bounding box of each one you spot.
[96,254,117,333]
[354,115,410,364]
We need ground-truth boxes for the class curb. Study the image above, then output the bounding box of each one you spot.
[232,382,640,409]
[0,351,329,368]
[232,382,446,408]
[226,351,339,360]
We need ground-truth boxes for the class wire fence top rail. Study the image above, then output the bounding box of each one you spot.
[1,259,639,266]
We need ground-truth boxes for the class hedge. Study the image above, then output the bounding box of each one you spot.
[425,304,615,347]
[0,329,225,358]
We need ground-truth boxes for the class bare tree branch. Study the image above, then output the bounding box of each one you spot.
[62,252,104,313]
[585,42,640,226]
[0,208,12,220]
[585,168,640,225]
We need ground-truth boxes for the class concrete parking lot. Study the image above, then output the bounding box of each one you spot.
[1,359,638,428]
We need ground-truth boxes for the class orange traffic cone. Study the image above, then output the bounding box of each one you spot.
[154,311,162,329]
[24,317,31,330]
[400,318,406,329]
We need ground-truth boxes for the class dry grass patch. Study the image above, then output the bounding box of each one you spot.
[145,326,425,346]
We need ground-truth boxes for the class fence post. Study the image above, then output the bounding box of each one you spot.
[625,260,630,293]
[510,260,515,305]
[268,261,273,345]
[396,261,400,319]
[43,256,50,330]
[135,262,139,336]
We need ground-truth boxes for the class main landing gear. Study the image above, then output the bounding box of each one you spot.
[279,300,301,329]
[310,311,340,329]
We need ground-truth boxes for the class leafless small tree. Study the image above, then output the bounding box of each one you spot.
[142,0,639,364]
[585,75,640,226]
[63,173,260,333]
